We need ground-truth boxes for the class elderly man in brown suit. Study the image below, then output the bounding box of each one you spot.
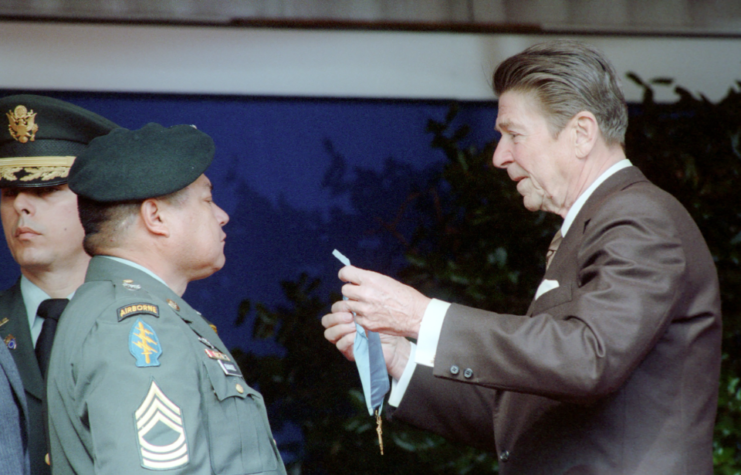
[322,41,721,474]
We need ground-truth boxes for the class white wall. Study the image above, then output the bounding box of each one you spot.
[1,21,739,102]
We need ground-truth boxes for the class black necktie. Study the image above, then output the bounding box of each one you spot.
[35,298,69,379]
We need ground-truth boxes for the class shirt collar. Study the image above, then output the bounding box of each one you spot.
[20,276,50,331]
[561,159,632,236]
[20,275,76,329]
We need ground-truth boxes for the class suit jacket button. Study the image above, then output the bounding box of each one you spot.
[463,368,473,379]
[499,450,510,462]
[450,365,460,375]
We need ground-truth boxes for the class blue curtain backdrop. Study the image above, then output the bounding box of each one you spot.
[0,90,497,353]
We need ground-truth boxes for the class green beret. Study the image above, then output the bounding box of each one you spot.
[0,94,118,188]
[69,123,214,202]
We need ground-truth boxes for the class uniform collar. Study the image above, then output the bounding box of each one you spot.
[101,256,169,287]
[86,256,193,322]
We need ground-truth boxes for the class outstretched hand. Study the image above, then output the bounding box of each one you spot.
[321,308,411,380]
[336,265,430,339]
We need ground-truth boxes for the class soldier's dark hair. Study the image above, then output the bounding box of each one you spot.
[493,40,628,146]
[78,187,189,256]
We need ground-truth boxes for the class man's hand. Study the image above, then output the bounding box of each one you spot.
[322,309,411,380]
[337,265,430,339]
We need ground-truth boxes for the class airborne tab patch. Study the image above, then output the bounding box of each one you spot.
[118,303,159,322]
[129,318,163,368]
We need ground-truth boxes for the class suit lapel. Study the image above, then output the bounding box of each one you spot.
[528,167,649,316]
[544,167,648,278]
[0,279,45,401]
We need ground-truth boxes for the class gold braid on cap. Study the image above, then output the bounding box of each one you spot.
[0,156,75,182]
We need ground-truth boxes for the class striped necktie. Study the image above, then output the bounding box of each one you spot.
[546,230,563,270]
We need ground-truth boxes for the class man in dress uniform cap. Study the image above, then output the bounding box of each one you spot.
[0,94,118,475]
[47,123,287,474]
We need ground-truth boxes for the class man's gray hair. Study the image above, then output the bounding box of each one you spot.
[493,40,628,146]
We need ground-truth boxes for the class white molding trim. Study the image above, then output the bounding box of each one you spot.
[1,21,739,102]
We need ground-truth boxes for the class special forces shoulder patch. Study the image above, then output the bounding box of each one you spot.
[118,302,159,322]
[129,318,163,368]
[134,380,189,470]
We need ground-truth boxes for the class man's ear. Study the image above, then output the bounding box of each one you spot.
[572,111,599,158]
[140,198,169,237]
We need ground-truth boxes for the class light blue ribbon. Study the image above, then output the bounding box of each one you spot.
[333,250,390,416]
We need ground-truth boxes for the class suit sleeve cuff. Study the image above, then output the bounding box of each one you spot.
[415,298,451,368]
[388,342,417,407]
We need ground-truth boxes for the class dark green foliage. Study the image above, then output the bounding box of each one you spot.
[397,103,559,314]
[236,78,741,474]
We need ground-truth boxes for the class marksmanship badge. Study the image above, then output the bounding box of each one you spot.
[129,318,163,367]
[7,105,38,143]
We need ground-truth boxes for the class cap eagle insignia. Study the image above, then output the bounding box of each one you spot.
[7,105,39,143]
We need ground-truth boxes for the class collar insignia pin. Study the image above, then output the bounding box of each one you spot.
[4,334,17,350]
[167,299,180,311]
[122,279,141,291]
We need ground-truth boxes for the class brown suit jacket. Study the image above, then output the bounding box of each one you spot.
[392,167,722,474]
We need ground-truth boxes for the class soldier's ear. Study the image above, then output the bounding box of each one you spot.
[140,198,169,237]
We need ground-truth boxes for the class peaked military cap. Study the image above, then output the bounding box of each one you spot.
[0,94,119,188]
[69,122,214,202]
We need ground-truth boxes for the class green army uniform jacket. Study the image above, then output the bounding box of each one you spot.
[47,256,286,475]
[0,280,50,475]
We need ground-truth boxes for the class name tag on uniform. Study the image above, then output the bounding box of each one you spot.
[218,360,242,377]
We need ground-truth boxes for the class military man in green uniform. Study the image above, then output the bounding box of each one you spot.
[47,123,286,474]
[0,94,118,475]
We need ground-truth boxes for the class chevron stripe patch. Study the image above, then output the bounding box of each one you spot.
[134,380,189,470]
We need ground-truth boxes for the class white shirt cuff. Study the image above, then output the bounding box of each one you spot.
[388,342,417,407]
[415,298,451,368]
[388,299,451,408]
